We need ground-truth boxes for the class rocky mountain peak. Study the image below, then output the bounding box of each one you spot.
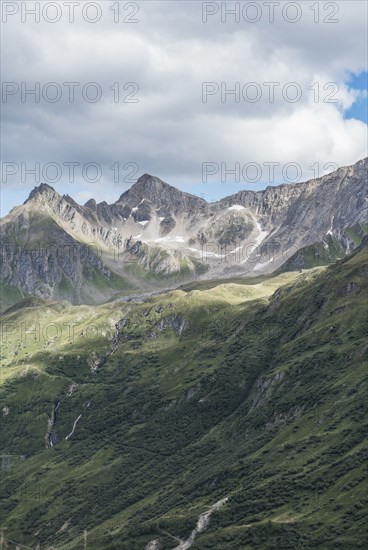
[116,173,206,212]
[132,174,170,199]
[84,198,97,211]
[117,174,174,204]
[136,173,160,185]
[24,183,58,204]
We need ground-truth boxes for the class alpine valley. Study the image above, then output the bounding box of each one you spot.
[0,158,367,549]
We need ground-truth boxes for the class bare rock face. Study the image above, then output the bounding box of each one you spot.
[26,182,57,201]
[117,173,207,214]
[155,313,187,336]
[1,158,367,304]
[220,158,367,267]
[0,202,125,305]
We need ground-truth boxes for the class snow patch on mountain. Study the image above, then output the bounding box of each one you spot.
[228,204,245,211]
[154,235,186,243]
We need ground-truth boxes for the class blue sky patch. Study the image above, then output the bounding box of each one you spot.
[344,71,368,123]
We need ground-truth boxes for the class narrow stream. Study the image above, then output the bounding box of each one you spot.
[65,414,82,440]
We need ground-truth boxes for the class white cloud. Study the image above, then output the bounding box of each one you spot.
[1,0,367,204]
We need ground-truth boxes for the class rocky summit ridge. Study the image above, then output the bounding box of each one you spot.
[1,157,367,306]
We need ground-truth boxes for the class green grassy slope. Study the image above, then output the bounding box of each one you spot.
[0,245,367,549]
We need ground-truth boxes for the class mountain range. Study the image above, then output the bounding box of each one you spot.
[1,158,367,308]
[0,157,367,549]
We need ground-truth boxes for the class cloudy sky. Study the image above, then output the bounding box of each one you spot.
[1,0,367,215]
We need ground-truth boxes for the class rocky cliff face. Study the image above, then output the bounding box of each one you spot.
[1,158,367,304]
[220,158,367,269]
[0,200,130,305]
